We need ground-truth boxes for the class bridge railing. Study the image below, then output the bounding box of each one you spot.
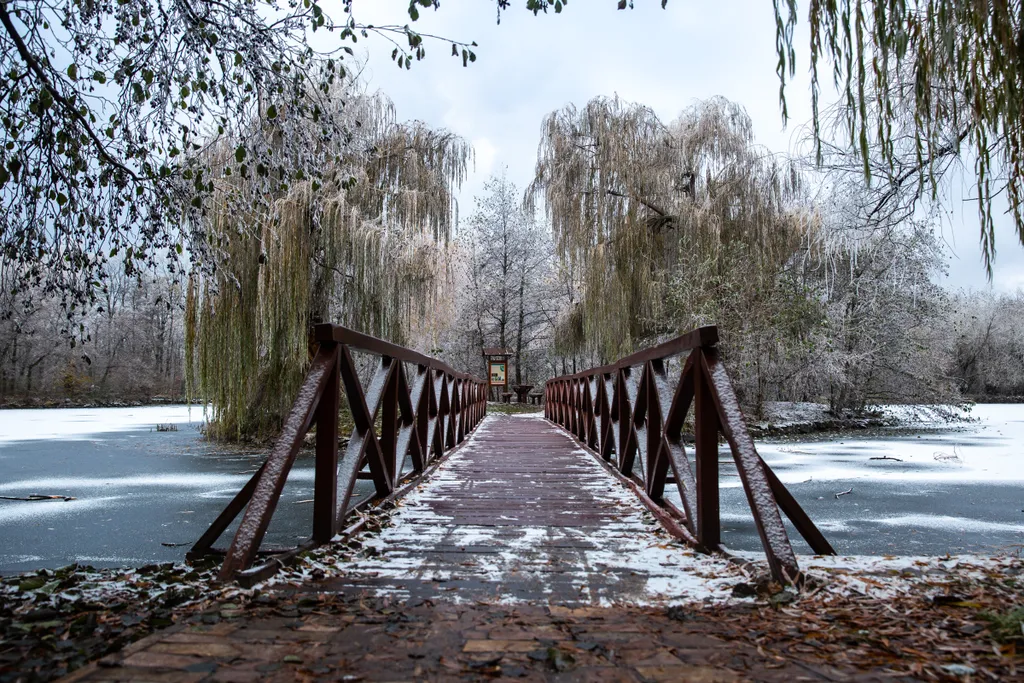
[189,324,488,583]
[544,325,834,583]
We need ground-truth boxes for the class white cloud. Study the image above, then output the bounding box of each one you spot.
[994,268,1024,293]
[471,137,497,179]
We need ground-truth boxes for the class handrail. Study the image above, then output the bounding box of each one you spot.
[315,324,478,381]
[544,325,834,584]
[554,326,720,381]
[189,324,488,582]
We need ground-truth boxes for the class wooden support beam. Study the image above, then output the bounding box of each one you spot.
[218,345,338,580]
[312,344,340,543]
[693,349,721,551]
[700,346,799,583]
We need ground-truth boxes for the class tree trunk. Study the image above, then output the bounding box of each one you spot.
[514,273,526,385]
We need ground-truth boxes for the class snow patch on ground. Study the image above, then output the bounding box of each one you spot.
[509,411,547,419]
[798,553,1024,601]
[758,401,969,430]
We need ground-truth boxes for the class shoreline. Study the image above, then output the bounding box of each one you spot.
[0,396,197,410]
[0,398,982,443]
[746,401,977,439]
[748,414,892,438]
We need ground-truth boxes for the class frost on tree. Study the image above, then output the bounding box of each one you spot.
[186,83,470,441]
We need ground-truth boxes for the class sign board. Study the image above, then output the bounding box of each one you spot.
[489,360,507,387]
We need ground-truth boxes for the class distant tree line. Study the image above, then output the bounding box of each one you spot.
[952,292,1024,399]
[0,266,185,403]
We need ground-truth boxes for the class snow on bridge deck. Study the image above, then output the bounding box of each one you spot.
[316,413,742,605]
[58,413,1024,683]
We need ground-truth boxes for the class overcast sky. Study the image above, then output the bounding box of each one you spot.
[338,0,1022,293]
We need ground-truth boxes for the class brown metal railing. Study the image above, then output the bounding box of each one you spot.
[190,324,488,582]
[544,325,834,583]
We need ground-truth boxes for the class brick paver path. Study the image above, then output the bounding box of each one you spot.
[62,595,879,682]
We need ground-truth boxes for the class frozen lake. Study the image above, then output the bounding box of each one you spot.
[0,404,1022,572]
[0,406,377,573]
[665,403,1024,557]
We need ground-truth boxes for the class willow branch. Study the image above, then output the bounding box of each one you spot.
[0,2,142,182]
[866,126,972,221]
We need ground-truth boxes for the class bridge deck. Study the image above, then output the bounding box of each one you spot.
[62,414,870,682]
[319,413,735,604]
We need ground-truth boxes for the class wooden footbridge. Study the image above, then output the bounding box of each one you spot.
[189,324,833,590]
[56,325,848,682]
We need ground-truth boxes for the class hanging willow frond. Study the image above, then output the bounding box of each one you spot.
[529,95,806,362]
[185,83,470,441]
[775,0,1024,275]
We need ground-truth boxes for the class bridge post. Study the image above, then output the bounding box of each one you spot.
[415,366,430,469]
[694,349,721,550]
[380,360,399,486]
[645,360,665,499]
[600,372,615,461]
[312,340,341,543]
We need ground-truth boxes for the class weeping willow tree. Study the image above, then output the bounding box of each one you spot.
[476,1,1022,272]
[528,95,807,362]
[185,84,470,440]
[773,0,1023,273]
